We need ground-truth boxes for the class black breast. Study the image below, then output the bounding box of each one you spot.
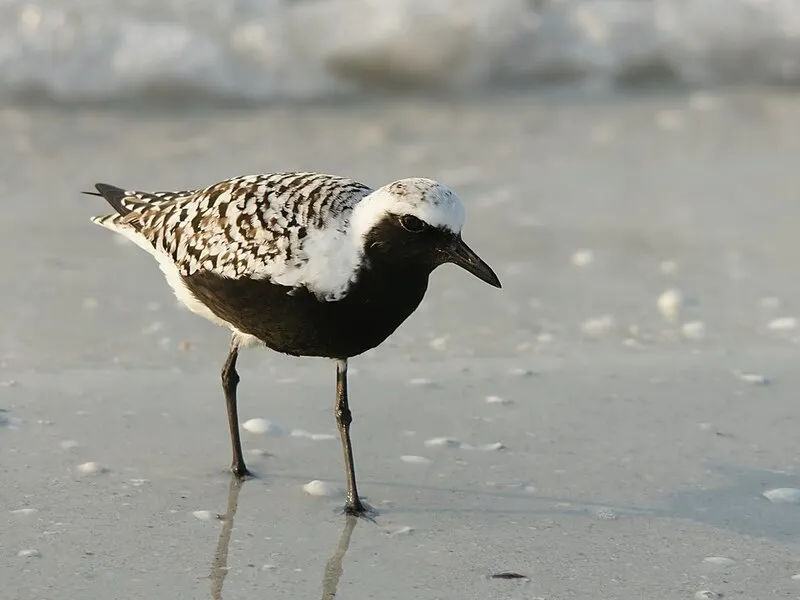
[183,262,430,359]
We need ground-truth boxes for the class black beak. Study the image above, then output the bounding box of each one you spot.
[444,236,502,289]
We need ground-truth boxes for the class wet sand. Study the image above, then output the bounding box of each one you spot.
[3,90,800,599]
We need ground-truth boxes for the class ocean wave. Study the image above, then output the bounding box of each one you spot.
[2,0,800,106]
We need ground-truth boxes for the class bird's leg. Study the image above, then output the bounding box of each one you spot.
[221,335,251,479]
[335,359,373,518]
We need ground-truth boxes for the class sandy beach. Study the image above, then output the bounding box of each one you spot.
[3,90,800,598]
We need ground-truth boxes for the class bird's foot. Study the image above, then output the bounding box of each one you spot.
[341,498,377,522]
[230,463,255,480]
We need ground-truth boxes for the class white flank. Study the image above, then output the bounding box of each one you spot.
[92,215,234,328]
[269,219,361,302]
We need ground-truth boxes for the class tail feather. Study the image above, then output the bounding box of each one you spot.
[87,183,133,217]
[90,213,123,227]
[86,182,194,234]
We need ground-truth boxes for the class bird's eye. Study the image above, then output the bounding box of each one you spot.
[400,215,426,233]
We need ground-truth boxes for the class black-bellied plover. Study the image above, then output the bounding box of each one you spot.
[87,172,501,517]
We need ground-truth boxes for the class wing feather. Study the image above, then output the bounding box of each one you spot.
[90,172,374,299]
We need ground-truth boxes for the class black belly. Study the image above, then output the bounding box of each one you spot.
[183,267,430,359]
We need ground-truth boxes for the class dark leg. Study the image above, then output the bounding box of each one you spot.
[222,335,251,479]
[335,359,373,518]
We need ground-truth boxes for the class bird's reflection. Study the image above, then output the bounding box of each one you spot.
[209,476,243,600]
[320,516,359,600]
[208,476,362,600]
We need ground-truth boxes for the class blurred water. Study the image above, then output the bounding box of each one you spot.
[2,0,800,106]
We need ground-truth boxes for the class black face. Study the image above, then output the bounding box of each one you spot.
[364,214,502,289]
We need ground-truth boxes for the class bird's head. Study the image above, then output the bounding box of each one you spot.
[351,178,501,289]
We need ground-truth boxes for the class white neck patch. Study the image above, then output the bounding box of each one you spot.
[349,178,466,242]
[268,178,466,302]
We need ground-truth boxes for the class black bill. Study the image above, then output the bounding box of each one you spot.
[445,236,502,289]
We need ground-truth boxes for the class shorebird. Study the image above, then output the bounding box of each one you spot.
[87,172,501,517]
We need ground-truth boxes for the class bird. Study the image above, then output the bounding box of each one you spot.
[86,171,501,517]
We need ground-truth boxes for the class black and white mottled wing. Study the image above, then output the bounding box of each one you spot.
[91,172,374,300]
